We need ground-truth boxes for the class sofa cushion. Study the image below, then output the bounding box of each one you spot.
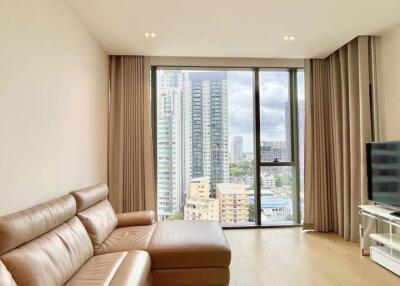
[95,225,156,255]
[1,217,93,286]
[71,183,108,212]
[116,211,155,227]
[152,267,230,286]
[0,195,76,255]
[66,251,151,286]
[0,261,16,286]
[147,220,231,269]
[77,199,118,250]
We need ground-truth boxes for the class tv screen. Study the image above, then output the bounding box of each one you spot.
[367,141,400,208]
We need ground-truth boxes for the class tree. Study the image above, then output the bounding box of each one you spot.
[229,160,254,177]
[167,211,184,221]
[274,174,283,187]
[248,204,256,222]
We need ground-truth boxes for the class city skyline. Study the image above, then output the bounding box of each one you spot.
[156,69,304,223]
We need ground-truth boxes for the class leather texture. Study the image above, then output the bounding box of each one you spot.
[1,217,93,286]
[66,250,151,286]
[95,225,156,255]
[147,220,231,269]
[117,211,155,227]
[0,184,231,286]
[71,183,109,212]
[0,194,76,256]
[77,199,118,250]
[152,267,230,286]
[0,261,16,286]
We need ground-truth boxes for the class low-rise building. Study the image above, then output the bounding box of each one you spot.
[216,183,249,224]
[189,176,210,199]
[261,174,276,188]
[184,197,219,221]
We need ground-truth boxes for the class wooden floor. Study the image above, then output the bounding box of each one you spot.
[224,228,400,286]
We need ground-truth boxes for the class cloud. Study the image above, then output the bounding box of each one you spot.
[227,71,290,142]
[158,70,300,151]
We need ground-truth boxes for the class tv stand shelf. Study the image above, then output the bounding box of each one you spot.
[369,233,400,252]
[359,204,400,276]
[359,204,400,224]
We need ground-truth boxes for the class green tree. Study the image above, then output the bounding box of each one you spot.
[274,174,283,187]
[229,160,254,177]
[248,204,256,222]
[167,211,184,221]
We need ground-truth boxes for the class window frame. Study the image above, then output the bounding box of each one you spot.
[151,66,303,228]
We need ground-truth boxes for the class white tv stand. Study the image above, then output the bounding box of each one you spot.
[359,204,400,276]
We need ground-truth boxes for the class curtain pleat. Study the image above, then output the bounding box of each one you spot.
[304,36,372,241]
[108,56,156,214]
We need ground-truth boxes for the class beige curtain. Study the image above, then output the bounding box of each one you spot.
[304,36,372,242]
[108,56,156,214]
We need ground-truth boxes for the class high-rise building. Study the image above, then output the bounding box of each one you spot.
[285,99,305,192]
[284,99,304,162]
[189,72,229,197]
[156,71,184,219]
[260,141,288,162]
[260,141,289,175]
[231,136,243,162]
[216,183,249,224]
[157,71,231,220]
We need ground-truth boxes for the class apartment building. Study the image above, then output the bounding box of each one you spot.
[184,177,219,221]
[217,183,250,224]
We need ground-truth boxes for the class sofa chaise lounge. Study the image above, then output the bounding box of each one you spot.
[0,184,231,286]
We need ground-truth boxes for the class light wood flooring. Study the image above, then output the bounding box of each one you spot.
[224,228,400,286]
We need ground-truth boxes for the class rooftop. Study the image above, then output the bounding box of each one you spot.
[216,183,247,194]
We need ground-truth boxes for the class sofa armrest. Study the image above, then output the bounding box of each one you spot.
[116,211,155,227]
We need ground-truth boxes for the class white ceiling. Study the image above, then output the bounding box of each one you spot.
[66,0,400,59]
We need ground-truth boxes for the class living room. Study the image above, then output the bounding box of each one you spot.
[1,1,400,285]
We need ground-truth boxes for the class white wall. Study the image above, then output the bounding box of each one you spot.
[377,24,400,140]
[0,0,108,215]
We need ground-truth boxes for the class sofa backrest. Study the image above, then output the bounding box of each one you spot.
[0,195,94,286]
[0,260,16,286]
[0,195,76,255]
[71,183,118,251]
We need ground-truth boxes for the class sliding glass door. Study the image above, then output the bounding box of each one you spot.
[153,67,304,226]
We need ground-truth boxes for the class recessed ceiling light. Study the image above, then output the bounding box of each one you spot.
[284,35,295,41]
[144,32,156,38]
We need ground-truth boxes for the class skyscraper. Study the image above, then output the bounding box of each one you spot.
[156,71,230,220]
[260,141,288,162]
[156,71,184,219]
[231,136,243,162]
[189,72,229,197]
[260,141,288,174]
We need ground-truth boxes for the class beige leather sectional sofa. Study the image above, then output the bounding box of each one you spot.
[0,184,231,286]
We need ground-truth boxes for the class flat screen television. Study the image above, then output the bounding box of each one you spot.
[367,141,400,209]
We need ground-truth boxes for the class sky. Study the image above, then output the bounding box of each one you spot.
[227,70,304,152]
[157,69,304,153]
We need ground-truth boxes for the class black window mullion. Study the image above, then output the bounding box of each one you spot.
[289,69,301,224]
[260,162,295,167]
[254,68,262,226]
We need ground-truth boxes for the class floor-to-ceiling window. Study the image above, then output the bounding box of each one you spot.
[153,67,304,226]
